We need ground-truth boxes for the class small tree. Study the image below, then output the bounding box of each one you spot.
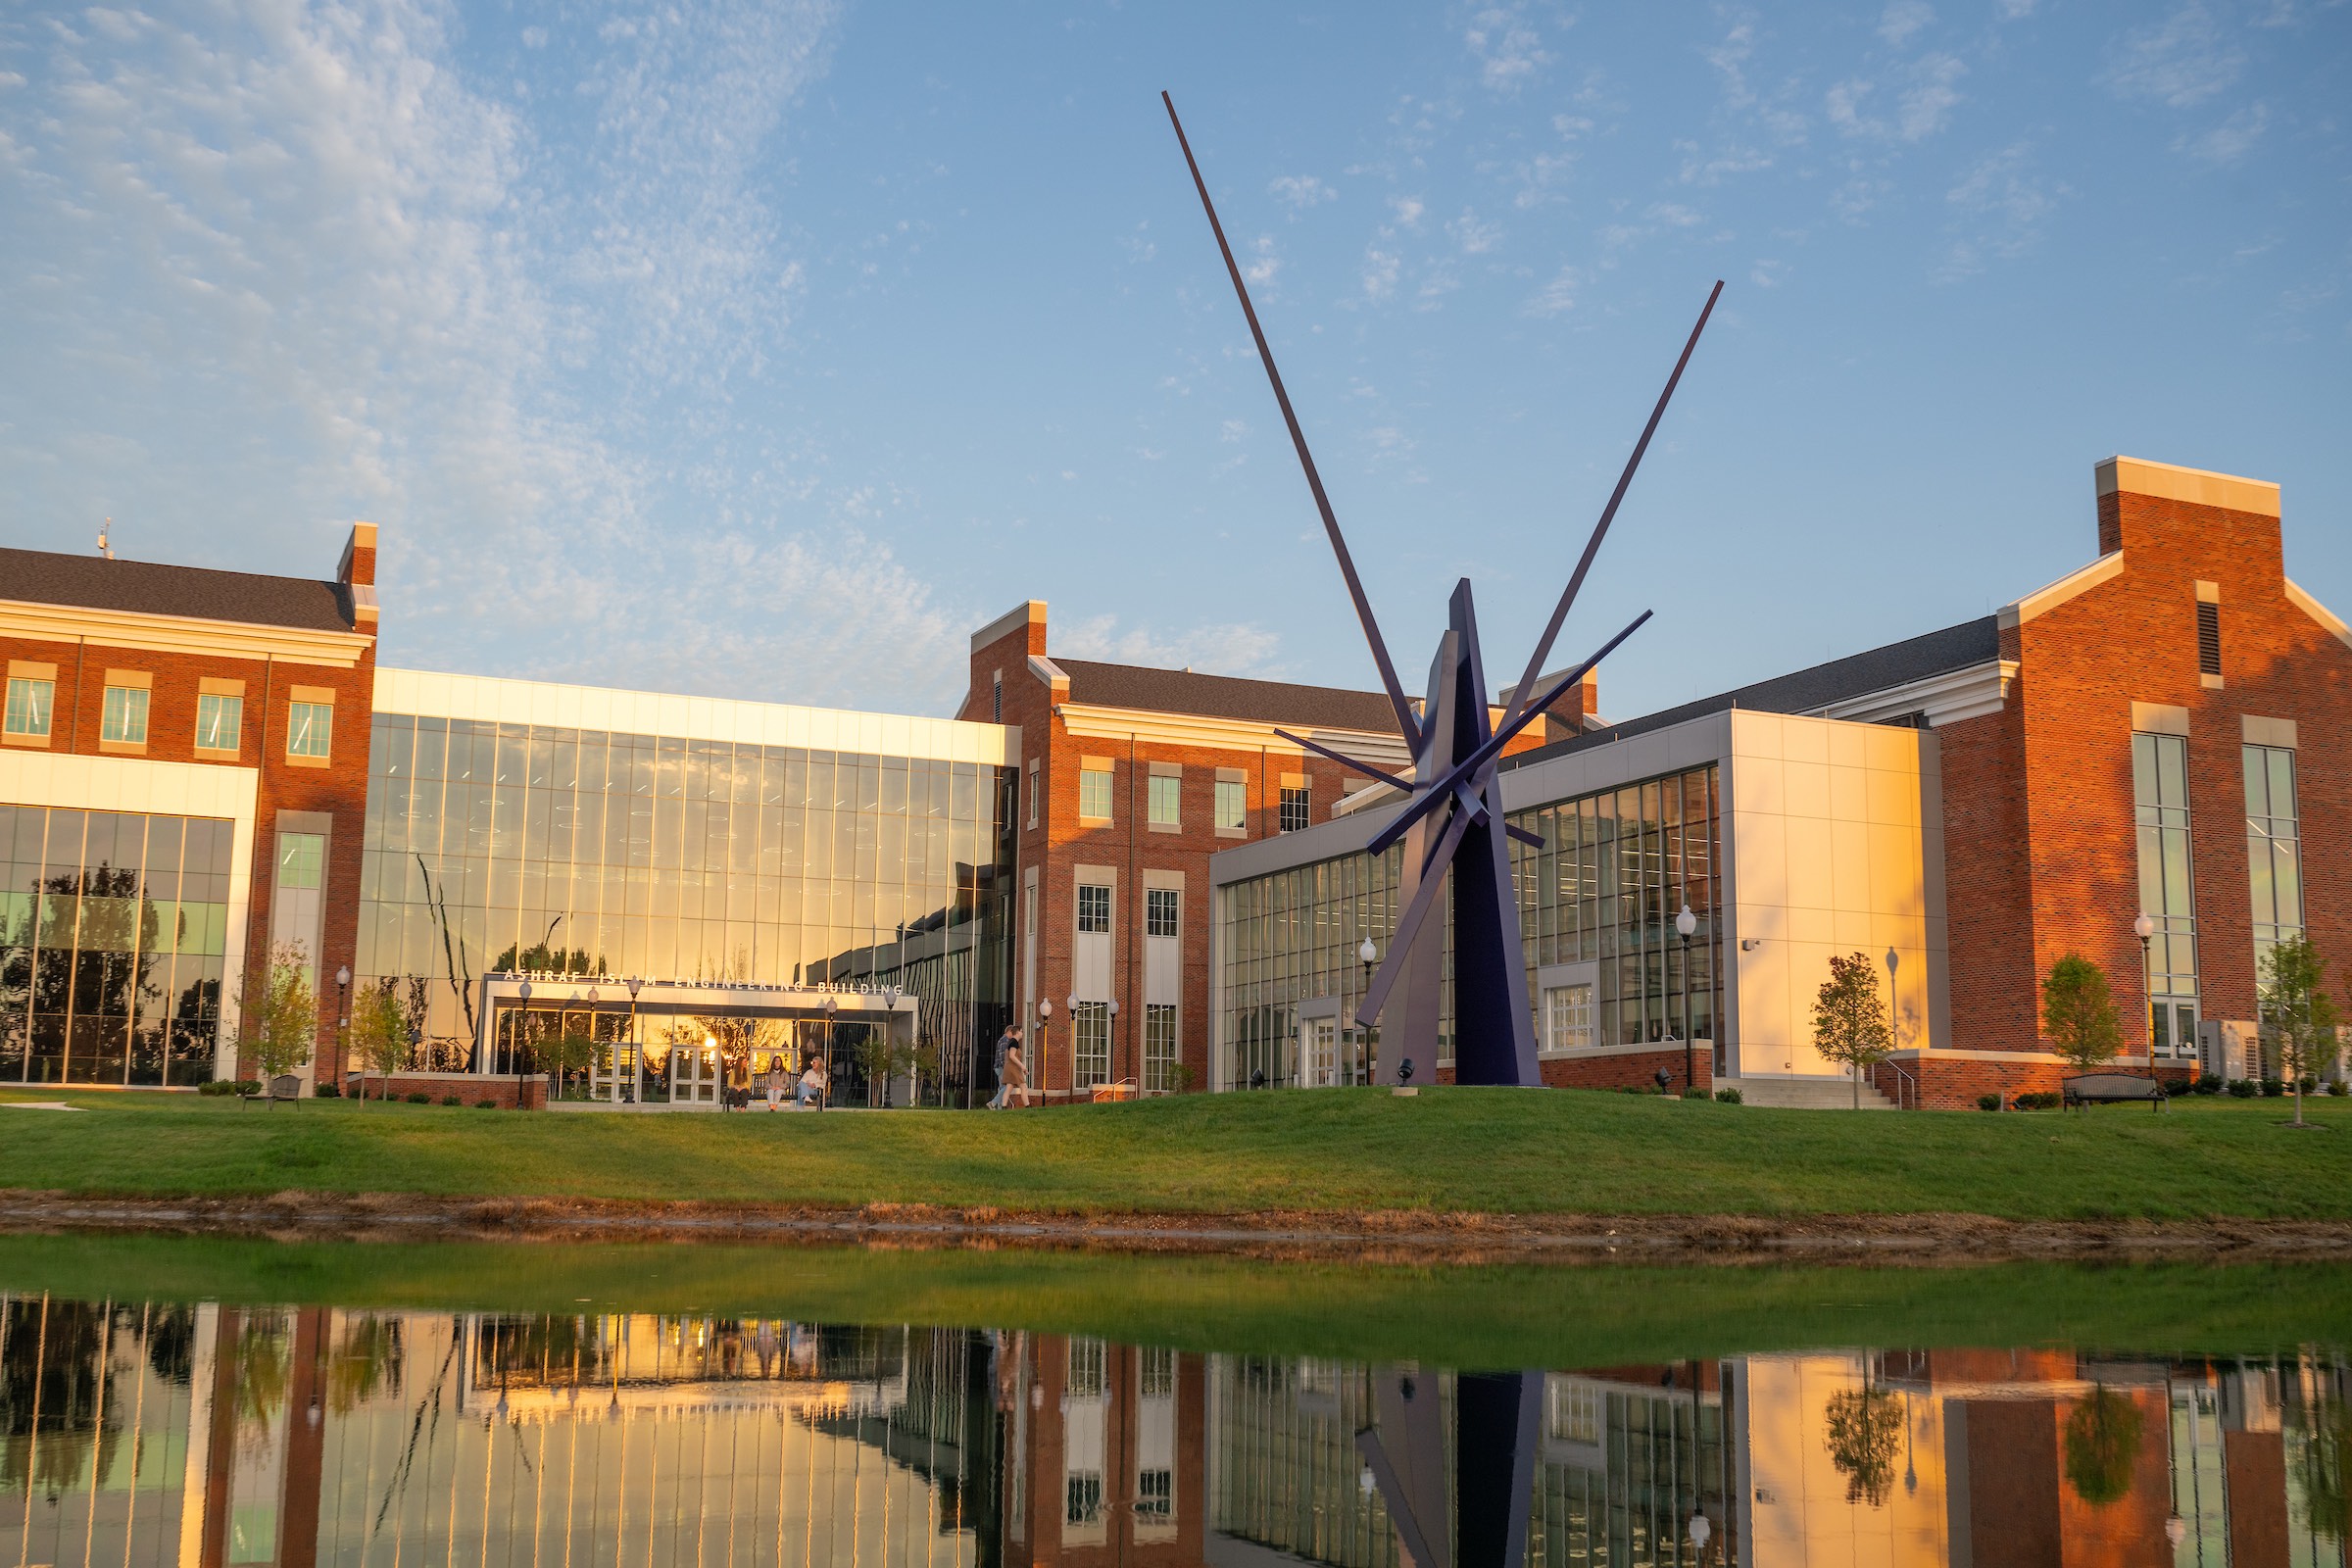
[346,979,409,1103]
[2064,1385,2144,1507]
[542,1030,601,1100]
[239,944,318,1103]
[2260,935,2341,1129]
[2042,954,2123,1084]
[1813,953,1894,1109]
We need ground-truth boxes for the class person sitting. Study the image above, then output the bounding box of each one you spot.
[796,1056,828,1109]
[764,1058,787,1112]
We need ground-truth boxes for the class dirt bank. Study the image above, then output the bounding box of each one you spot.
[4,1189,2351,1265]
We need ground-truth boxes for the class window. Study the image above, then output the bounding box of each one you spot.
[1148,773,1180,827]
[1027,760,1040,828]
[2197,602,2222,677]
[992,670,1003,723]
[1136,1469,1173,1520]
[1077,883,1110,934]
[1079,766,1113,820]
[2133,732,2198,1058]
[1145,1004,1177,1091]
[1147,887,1178,938]
[1279,785,1309,833]
[1544,982,1594,1052]
[100,685,148,745]
[195,693,242,752]
[2246,744,2303,962]
[1214,778,1247,832]
[3,677,53,739]
[287,700,333,760]
[1073,1000,1110,1086]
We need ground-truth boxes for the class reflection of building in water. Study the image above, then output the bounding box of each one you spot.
[11,1297,2352,1568]
[1,1298,999,1568]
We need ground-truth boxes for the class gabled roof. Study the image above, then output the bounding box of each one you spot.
[1507,615,2002,767]
[0,547,356,632]
[0,545,357,629]
[1053,657,1403,734]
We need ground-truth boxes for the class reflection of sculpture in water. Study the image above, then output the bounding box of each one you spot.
[1823,1383,1903,1507]
[1355,1366,1541,1568]
[2065,1384,2144,1505]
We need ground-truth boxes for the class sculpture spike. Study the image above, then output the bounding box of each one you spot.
[1163,91,1423,755]
[1500,280,1721,732]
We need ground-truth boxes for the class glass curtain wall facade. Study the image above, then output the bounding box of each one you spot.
[0,806,231,1086]
[357,711,1013,1099]
[1215,764,1720,1088]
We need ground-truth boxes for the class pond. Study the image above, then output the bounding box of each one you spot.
[3,1236,2349,1567]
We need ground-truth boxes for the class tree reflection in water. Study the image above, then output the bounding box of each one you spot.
[1824,1382,1904,1507]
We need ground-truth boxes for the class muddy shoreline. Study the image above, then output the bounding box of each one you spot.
[4,1189,2352,1265]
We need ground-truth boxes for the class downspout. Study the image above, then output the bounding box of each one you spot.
[70,636,86,752]
[1127,730,1138,1087]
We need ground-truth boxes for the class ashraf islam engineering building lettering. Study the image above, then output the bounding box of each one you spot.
[0,454,2344,1106]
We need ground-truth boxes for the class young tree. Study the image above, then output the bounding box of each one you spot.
[2042,954,2124,1083]
[346,979,409,1103]
[239,943,318,1103]
[1813,952,1894,1109]
[2260,934,2342,1129]
[541,1030,601,1101]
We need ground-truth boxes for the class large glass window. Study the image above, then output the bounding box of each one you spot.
[1148,774,1180,827]
[1079,767,1113,821]
[1544,982,1593,1052]
[4,678,52,739]
[287,701,333,760]
[2245,744,2302,962]
[196,693,242,752]
[2133,731,2198,1058]
[1072,1000,1110,1087]
[101,686,148,745]
[1214,779,1247,832]
[1147,888,1178,939]
[1077,884,1111,935]
[1279,787,1309,833]
[1144,1003,1177,1091]
[0,804,231,1086]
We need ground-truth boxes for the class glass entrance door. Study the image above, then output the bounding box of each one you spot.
[1304,1018,1337,1088]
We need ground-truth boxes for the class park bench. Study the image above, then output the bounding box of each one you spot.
[2062,1072,2168,1110]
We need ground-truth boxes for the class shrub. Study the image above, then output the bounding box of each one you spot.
[316,1082,340,1099]
[1714,1087,1742,1104]
[2331,1079,2349,1098]
[232,1079,262,1099]
[2300,1074,2319,1093]
[197,1080,233,1097]
[2229,1079,2259,1099]
[2193,1074,2226,1096]
[1681,1085,1710,1101]
[2262,1077,2285,1098]
[2012,1091,2061,1111]
[474,1099,498,1109]
[1978,1093,2003,1111]
[440,1095,463,1106]
[405,1092,431,1104]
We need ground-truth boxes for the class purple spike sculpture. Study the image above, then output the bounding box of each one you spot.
[1164,91,1720,1087]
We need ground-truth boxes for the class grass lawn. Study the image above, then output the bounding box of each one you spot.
[2,1231,2348,1366]
[3,1083,2351,1221]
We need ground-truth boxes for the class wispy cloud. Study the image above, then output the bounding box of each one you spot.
[1526,265,1582,317]
[1878,0,1934,46]
[1936,140,2066,281]
[2180,102,2270,165]
[1464,4,1553,92]
[1054,614,1283,676]
[2103,3,2245,107]
[1269,173,1336,208]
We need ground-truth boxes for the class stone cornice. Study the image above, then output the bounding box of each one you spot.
[1806,659,2020,728]
[1053,701,1413,770]
[0,598,372,668]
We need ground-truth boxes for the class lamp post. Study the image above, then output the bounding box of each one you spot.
[334,965,351,1091]
[1675,905,1698,1095]
[515,981,532,1081]
[882,987,903,1106]
[823,995,838,1108]
[2134,912,2158,1079]
[1067,993,1081,1098]
[1037,998,1053,1104]
[405,1024,420,1103]
[1358,938,1377,1085]
[625,977,642,1105]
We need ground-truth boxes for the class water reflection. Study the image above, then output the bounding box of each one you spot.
[4,1292,2346,1566]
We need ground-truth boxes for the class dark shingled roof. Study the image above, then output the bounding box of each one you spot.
[1507,614,2003,769]
[1054,657,1403,734]
[0,547,356,632]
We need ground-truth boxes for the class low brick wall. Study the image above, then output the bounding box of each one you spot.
[1874,1055,2196,1110]
[1430,1048,1713,1095]
[346,1072,548,1109]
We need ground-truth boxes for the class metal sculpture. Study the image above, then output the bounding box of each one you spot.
[1164,92,1720,1085]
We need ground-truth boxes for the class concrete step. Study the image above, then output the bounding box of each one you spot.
[1718,1075,1898,1110]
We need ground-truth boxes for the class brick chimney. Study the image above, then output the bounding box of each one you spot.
[338,521,379,630]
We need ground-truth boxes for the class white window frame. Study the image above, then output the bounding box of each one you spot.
[1078,767,1113,821]
[1214,778,1247,832]
[1077,883,1111,935]
[3,677,53,738]
[1279,785,1309,833]
[1146,886,1179,939]
[101,685,149,745]
[1148,773,1181,828]
[286,700,333,760]
[196,693,243,752]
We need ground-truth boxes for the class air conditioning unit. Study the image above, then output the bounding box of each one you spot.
[2197,1018,2259,1082]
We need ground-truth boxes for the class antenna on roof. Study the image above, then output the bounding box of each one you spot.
[97,519,113,561]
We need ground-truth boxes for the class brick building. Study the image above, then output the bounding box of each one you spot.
[1217,457,2352,1106]
[959,600,1587,1099]
[0,525,379,1088]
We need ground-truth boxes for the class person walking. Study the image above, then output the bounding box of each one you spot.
[987,1023,1023,1109]
[999,1036,1028,1108]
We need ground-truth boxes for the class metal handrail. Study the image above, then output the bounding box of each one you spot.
[1881,1058,1920,1110]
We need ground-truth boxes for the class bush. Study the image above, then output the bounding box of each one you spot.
[2012,1091,2061,1111]
[405,1092,431,1104]
[1681,1086,1710,1101]
[1978,1093,2003,1111]
[316,1081,340,1099]
[440,1095,463,1106]
[2299,1074,2319,1093]
[2193,1073,2225,1095]
[197,1080,233,1097]
[474,1099,498,1109]
[2331,1079,2349,1098]
[232,1079,262,1099]
[2262,1077,2285,1098]
[1714,1087,1742,1104]
[2229,1079,2260,1098]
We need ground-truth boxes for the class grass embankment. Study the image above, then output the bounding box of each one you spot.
[3,1084,2351,1221]
[3,1231,2348,1366]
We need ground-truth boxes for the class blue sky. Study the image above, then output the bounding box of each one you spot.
[2,1,2346,721]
